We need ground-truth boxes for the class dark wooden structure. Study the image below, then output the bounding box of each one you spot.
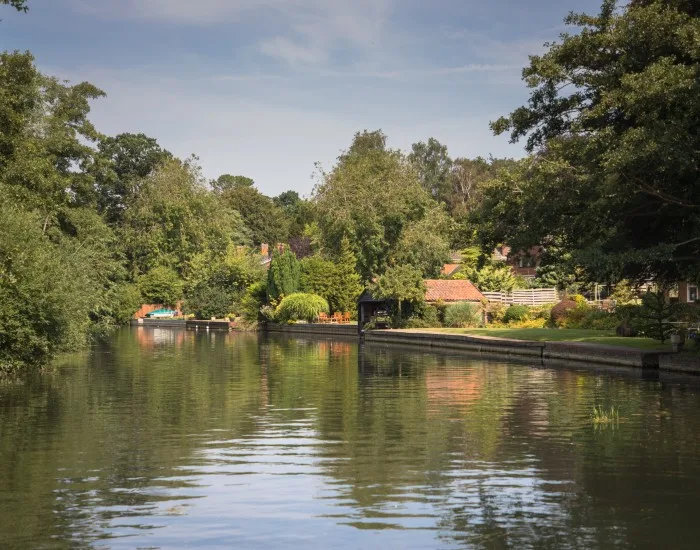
[357,290,390,334]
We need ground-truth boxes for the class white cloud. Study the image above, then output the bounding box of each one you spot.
[259,37,328,65]
[70,0,392,67]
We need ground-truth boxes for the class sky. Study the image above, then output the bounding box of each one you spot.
[1,0,601,197]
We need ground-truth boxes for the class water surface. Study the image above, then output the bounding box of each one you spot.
[2,328,700,548]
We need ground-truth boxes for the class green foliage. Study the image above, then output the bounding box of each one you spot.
[239,281,268,325]
[120,159,248,277]
[503,305,530,324]
[219,181,287,245]
[275,293,329,323]
[464,262,517,292]
[482,0,700,285]
[0,205,93,374]
[635,290,676,342]
[409,137,453,203]
[95,133,172,223]
[138,266,183,306]
[551,300,579,326]
[332,235,363,313]
[267,248,301,301]
[370,265,426,322]
[1,0,28,12]
[314,130,445,281]
[444,302,482,328]
[419,305,442,327]
[184,286,233,320]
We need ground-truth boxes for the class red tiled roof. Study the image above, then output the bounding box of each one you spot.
[440,263,461,276]
[424,279,485,302]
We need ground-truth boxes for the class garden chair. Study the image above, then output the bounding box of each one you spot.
[342,312,351,323]
[318,312,329,324]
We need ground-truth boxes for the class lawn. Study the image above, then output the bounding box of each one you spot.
[404,327,672,351]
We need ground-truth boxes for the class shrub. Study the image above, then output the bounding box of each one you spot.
[570,294,588,306]
[238,281,268,325]
[529,304,553,321]
[184,286,234,320]
[486,302,507,324]
[551,300,578,325]
[503,305,530,324]
[275,293,329,323]
[444,302,482,328]
[404,317,432,329]
[138,266,183,306]
[510,318,547,329]
[420,305,442,327]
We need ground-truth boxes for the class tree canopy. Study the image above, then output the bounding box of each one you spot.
[481,0,700,285]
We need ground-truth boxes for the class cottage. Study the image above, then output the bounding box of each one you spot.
[424,279,485,303]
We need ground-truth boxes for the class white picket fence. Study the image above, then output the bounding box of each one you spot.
[482,288,559,306]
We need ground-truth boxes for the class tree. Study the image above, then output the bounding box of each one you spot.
[0,52,105,218]
[0,205,96,373]
[484,0,700,285]
[331,236,363,313]
[409,138,453,203]
[120,159,248,277]
[275,293,329,323]
[212,174,254,192]
[219,182,287,245]
[138,266,183,306]
[394,206,452,278]
[370,265,426,323]
[95,133,172,223]
[267,248,301,301]
[1,0,27,12]
[314,130,441,280]
[457,262,517,292]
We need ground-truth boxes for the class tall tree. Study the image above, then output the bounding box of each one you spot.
[212,174,254,192]
[331,235,363,313]
[409,138,453,203]
[314,130,444,280]
[96,133,172,223]
[267,248,300,301]
[120,159,248,277]
[218,179,287,245]
[481,0,700,285]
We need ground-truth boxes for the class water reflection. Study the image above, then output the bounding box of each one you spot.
[1,328,700,548]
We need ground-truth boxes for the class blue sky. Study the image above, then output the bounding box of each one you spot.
[1,0,601,196]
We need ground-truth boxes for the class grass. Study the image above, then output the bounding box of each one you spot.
[592,405,620,425]
[403,327,672,351]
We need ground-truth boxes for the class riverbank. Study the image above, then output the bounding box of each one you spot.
[362,329,684,370]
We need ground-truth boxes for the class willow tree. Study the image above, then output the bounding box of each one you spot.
[477,0,700,285]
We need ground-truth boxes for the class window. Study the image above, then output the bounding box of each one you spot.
[689,284,698,303]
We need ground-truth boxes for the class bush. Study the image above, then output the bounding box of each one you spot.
[503,305,530,324]
[138,266,183,306]
[444,302,482,328]
[419,305,442,327]
[510,318,547,329]
[275,293,329,323]
[184,286,234,320]
[404,317,432,329]
[486,302,507,324]
[551,300,578,325]
[529,304,553,321]
[238,281,268,325]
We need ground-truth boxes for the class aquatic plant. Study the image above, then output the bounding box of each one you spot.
[592,405,619,425]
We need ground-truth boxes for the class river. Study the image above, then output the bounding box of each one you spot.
[2,327,700,548]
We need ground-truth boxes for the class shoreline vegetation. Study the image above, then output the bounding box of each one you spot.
[2,0,699,375]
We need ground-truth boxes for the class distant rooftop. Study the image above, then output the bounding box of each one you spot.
[424,279,485,302]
